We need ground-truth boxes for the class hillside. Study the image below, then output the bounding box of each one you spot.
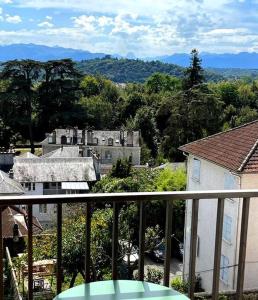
[208,68,258,80]
[77,57,223,83]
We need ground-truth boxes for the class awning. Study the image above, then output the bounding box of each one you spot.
[61,182,89,190]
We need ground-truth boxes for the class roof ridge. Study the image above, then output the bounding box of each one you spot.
[238,139,258,172]
[179,119,258,150]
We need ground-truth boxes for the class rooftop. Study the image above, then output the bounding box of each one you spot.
[2,205,42,238]
[13,156,96,183]
[0,170,24,195]
[179,120,258,173]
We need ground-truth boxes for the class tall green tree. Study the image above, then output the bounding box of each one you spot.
[133,107,158,157]
[1,60,42,152]
[157,84,223,160]
[183,49,204,90]
[37,59,82,135]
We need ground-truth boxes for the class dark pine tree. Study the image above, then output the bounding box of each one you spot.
[183,49,204,90]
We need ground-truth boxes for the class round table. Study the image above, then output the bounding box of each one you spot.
[54,280,190,300]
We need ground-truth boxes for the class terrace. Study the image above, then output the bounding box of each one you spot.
[0,190,256,300]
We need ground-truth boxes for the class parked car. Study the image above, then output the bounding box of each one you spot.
[149,241,165,262]
[149,237,184,263]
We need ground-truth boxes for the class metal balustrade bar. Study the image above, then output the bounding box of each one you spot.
[212,198,225,300]
[188,199,199,299]
[236,197,250,300]
[164,200,173,287]
[112,202,119,280]
[138,201,146,281]
[27,205,33,300]
[0,189,258,205]
[57,203,62,294]
[0,207,3,300]
[85,202,91,283]
[0,190,255,300]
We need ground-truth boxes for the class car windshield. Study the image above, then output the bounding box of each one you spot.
[156,243,165,251]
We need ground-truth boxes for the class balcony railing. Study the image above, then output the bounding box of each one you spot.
[0,190,258,300]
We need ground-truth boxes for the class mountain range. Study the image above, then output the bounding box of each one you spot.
[0,43,107,61]
[0,44,258,69]
[155,52,258,69]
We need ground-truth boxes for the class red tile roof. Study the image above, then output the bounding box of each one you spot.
[1,206,42,238]
[179,120,258,173]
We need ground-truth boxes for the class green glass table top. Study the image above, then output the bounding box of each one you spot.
[54,280,190,300]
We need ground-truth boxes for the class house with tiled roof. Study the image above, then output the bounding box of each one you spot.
[179,120,258,292]
[0,170,42,255]
[13,147,97,227]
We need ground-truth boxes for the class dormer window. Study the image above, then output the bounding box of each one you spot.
[61,135,67,145]
[48,135,53,144]
[108,138,113,146]
[93,137,98,145]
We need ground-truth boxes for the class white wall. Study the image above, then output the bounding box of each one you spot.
[184,155,241,292]
[21,183,56,229]
[240,173,258,289]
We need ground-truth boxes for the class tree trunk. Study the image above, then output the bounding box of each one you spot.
[69,272,77,288]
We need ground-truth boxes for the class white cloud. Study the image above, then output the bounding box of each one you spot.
[5,14,22,23]
[0,0,13,3]
[38,21,53,27]
[0,0,258,55]
[206,28,248,36]
[98,16,113,27]
[72,15,96,32]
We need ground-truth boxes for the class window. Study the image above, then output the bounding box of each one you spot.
[48,136,53,143]
[93,137,98,145]
[43,182,49,189]
[223,215,232,243]
[39,204,47,214]
[220,255,229,283]
[105,151,112,160]
[32,183,35,191]
[61,135,67,145]
[50,182,57,189]
[192,159,201,182]
[224,173,238,190]
[108,138,113,146]
[127,131,133,146]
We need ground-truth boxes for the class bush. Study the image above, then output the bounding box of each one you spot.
[145,267,163,284]
[171,276,188,294]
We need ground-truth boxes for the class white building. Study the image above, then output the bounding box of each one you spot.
[179,120,258,292]
[13,147,97,228]
[41,128,141,167]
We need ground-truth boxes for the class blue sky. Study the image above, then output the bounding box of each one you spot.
[0,0,257,56]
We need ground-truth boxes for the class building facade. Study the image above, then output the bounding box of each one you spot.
[41,128,141,166]
[13,147,97,227]
[180,120,258,292]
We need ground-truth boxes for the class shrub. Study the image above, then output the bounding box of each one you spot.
[145,267,163,284]
[171,276,188,294]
